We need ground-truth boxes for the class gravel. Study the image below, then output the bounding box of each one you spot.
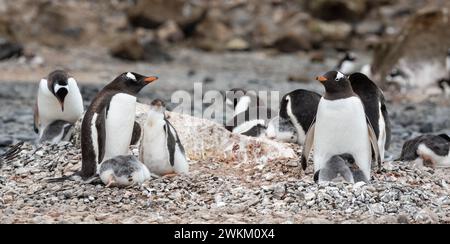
[1,139,450,224]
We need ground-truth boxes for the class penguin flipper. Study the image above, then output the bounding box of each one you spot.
[130,122,141,145]
[301,121,315,170]
[366,117,381,172]
[167,120,186,155]
[46,173,100,184]
[164,120,176,167]
[380,98,391,150]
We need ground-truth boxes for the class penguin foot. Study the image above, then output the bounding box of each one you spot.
[105,176,116,188]
[163,173,178,178]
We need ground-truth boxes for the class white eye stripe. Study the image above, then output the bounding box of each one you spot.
[336,71,345,80]
[126,72,136,81]
[54,84,68,93]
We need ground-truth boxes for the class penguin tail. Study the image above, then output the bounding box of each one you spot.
[46,172,101,184]
[46,174,76,183]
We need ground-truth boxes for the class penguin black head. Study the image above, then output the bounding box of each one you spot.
[316,71,353,99]
[108,72,158,95]
[438,78,450,90]
[225,88,261,109]
[47,70,70,111]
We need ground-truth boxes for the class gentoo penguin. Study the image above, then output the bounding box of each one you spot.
[265,116,298,143]
[336,52,357,75]
[349,72,391,162]
[301,71,380,182]
[438,78,450,95]
[276,89,321,144]
[386,68,410,89]
[399,134,450,168]
[34,70,83,141]
[49,72,158,182]
[314,154,369,183]
[140,99,188,176]
[99,155,151,187]
[225,88,262,116]
[38,120,73,144]
[224,105,275,137]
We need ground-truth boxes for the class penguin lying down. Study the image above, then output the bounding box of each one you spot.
[314,154,368,183]
[99,155,151,187]
[38,120,74,144]
[399,134,450,168]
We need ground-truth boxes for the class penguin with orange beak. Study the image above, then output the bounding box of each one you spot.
[301,71,380,183]
[48,72,158,182]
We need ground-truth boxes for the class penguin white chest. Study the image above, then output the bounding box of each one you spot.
[141,114,173,175]
[37,78,84,127]
[104,93,136,161]
[314,97,371,179]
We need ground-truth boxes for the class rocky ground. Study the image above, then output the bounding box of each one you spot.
[1,47,450,223]
[1,140,450,224]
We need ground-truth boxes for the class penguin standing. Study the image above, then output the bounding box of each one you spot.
[386,68,410,90]
[99,155,151,187]
[140,99,188,176]
[34,70,83,142]
[399,134,450,168]
[336,52,357,75]
[301,71,380,182]
[349,72,391,162]
[73,72,157,181]
[38,120,74,144]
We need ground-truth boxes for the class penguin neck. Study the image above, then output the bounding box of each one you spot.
[324,89,356,101]
[146,110,165,124]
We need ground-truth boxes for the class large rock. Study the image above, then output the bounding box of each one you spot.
[0,38,23,60]
[135,103,297,164]
[371,5,450,88]
[128,0,206,33]
[305,0,368,22]
[109,33,172,62]
[193,8,234,51]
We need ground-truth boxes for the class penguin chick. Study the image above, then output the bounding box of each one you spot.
[316,154,354,183]
[99,155,150,187]
[38,120,73,144]
[140,99,188,176]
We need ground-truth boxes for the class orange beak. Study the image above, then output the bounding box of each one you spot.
[316,76,327,83]
[144,76,158,84]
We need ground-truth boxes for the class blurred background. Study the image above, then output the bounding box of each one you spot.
[0,0,449,153]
